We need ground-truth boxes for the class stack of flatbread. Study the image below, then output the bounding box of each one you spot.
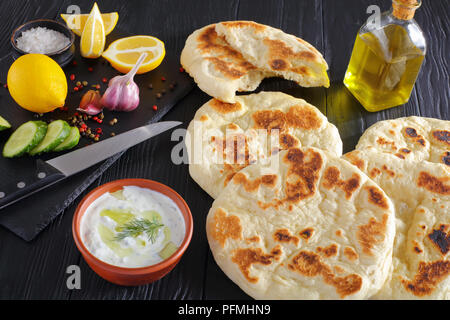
[181,21,330,102]
[343,117,449,299]
[181,21,449,300]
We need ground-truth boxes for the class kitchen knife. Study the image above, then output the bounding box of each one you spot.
[0,121,182,210]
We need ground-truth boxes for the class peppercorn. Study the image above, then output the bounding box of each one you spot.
[70,74,75,81]
[88,67,93,72]
[76,81,81,87]
[156,93,162,99]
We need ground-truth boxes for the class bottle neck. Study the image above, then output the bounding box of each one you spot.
[392,0,421,20]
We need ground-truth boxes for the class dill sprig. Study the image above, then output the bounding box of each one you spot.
[115,218,164,244]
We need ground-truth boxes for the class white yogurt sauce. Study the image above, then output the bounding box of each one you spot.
[80,186,186,268]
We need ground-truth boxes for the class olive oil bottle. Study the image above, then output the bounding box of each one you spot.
[344,0,426,112]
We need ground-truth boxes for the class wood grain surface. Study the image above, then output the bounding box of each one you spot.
[0,0,448,300]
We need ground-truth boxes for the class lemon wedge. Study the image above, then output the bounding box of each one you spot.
[80,2,105,58]
[61,12,118,37]
[102,35,165,74]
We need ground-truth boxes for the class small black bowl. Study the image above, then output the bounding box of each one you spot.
[11,19,75,67]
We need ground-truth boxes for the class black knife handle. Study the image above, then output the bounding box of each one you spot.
[0,160,66,211]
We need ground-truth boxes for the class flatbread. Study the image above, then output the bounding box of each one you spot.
[206,147,396,299]
[216,21,329,88]
[180,24,269,103]
[343,147,450,299]
[186,91,342,199]
[356,116,450,167]
[180,22,329,102]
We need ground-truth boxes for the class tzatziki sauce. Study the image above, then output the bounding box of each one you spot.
[80,186,186,268]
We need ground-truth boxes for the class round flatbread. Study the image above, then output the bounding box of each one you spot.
[343,147,450,300]
[186,91,343,199]
[356,116,450,167]
[207,147,396,299]
[180,21,329,102]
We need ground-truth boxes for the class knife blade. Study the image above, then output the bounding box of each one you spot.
[0,121,181,210]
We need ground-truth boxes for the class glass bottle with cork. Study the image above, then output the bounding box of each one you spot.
[343,0,426,112]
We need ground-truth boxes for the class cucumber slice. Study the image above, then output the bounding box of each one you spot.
[53,126,80,152]
[29,120,70,156]
[0,116,11,131]
[2,121,47,158]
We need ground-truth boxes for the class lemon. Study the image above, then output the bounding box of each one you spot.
[102,35,165,74]
[80,2,105,58]
[61,12,118,37]
[7,54,67,114]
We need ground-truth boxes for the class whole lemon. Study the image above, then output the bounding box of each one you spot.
[7,54,68,113]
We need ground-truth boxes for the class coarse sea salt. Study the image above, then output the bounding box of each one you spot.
[16,27,70,54]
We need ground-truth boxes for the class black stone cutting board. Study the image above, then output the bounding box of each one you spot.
[0,34,194,241]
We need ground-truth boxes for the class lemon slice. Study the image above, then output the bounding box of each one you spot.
[61,12,118,37]
[80,2,105,58]
[102,35,165,74]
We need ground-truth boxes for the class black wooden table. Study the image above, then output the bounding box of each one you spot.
[0,0,448,300]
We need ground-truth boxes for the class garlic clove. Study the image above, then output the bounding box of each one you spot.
[78,90,103,115]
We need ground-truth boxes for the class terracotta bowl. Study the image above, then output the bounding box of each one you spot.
[72,179,193,286]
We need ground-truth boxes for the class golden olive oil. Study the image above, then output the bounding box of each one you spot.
[344,1,426,112]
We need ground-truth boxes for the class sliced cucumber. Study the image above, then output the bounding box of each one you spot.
[0,116,11,131]
[53,126,80,152]
[29,120,70,156]
[2,121,47,158]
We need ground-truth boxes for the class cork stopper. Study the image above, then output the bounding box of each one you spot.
[392,0,421,20]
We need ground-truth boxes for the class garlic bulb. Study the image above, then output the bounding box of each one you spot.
[100,53,147,112]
